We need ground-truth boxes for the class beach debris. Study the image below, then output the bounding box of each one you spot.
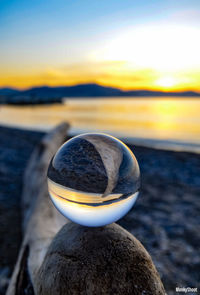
[6,123,70,295]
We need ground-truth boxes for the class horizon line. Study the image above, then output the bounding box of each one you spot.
[1,82,200,94]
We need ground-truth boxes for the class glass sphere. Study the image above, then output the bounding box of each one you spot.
[47,133,140,227]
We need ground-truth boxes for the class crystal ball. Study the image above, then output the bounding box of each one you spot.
[47,133,140,227]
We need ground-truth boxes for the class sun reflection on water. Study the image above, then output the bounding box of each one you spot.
[0,98,200,149]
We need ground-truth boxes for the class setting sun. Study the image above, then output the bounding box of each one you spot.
[0,2,200,92]
[155,77,177,89]
[88,24,200,91]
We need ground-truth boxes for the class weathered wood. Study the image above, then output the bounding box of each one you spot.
[6,123,70,295]
[7,122,165,295]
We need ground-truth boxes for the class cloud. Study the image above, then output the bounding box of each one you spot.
[169,9,200,25]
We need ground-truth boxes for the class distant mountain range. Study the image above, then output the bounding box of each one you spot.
[0,83,200,104]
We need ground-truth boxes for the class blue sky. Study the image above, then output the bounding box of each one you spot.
[0,0,200,90]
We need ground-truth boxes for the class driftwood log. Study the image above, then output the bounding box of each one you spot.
[6,123,165,295]
[6,123,69,295]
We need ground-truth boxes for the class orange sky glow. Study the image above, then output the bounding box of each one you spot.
[1,2,200,92]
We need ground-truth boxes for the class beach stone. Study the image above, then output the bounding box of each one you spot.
[35,223,165,295]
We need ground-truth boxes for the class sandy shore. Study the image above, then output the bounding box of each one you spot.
[0,125,199,294]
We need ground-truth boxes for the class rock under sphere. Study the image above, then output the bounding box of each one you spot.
[35,223,165,295]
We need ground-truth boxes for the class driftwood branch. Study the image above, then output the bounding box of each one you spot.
[7,122,165,295]
[6,123,70,295]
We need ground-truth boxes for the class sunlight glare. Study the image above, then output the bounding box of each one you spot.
[155,77,177,89]
[91,24,200,72]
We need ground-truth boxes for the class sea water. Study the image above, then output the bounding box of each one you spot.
[1,98,200,153]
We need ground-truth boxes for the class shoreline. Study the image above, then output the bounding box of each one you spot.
[1,122,200,154]
[0,125,199,294]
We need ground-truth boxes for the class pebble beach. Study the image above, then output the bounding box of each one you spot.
[0,125,200,295]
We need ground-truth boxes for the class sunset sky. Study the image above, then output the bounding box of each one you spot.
[0,0,200,91]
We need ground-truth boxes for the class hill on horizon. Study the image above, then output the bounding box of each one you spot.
[0,83,200,104]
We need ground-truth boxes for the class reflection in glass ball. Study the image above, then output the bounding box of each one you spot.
[47,133,140,227]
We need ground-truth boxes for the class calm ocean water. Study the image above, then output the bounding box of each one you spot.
[1,97,200,152]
